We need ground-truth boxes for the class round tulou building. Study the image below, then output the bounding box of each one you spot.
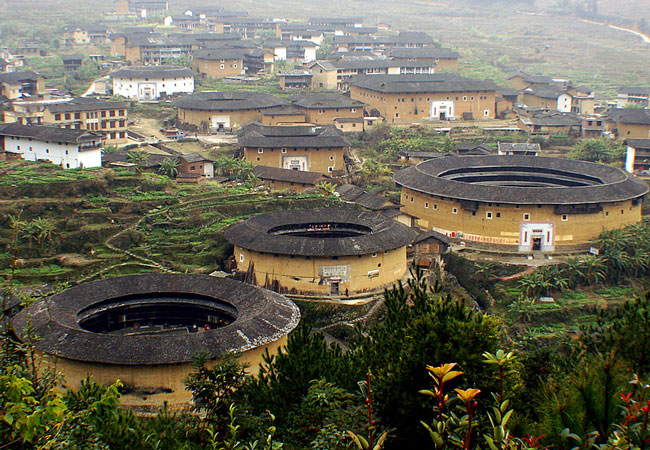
[11,274,300,413]
[394,155,648,253]
[224,208,418,295]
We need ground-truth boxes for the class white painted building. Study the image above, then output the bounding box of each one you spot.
[111,66,195,100]
[0,123,103,168]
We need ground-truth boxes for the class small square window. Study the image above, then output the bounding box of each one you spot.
[410,197,414,203]
[486,211,493,219]
[328,166,334,172]
[433,204,438,210]
[281,148,287,153]
[561,214,568,221]
[496,212,501,218]
[425,202,429,208]
[220,64,225,69]
[463,96,467,101]
[258,148,263,153]
[239,254,244,262]
[329,155,334,160]
[372,253,377,257]
[523,213,530,221]
[452,207,458,214]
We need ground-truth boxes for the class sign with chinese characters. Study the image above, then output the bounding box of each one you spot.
[319,265,350,282]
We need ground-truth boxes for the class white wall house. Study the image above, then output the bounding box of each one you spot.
[0,123,103,168]
[557,93,572,113]
[111,66,195,100]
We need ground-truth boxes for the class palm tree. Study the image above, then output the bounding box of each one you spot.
[126,149,149,175]
[158,157,179,179]
[316,181,336,195]
[31,218,55,246]
[233,159,254,181]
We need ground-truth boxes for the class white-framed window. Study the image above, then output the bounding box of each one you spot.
[486,211,493,219]
[328,166,334,172]
[425,202,429,208]
[351,108,356,112]
[452,207,458,214]
[329,155,334,160]
[281,148,287,153]
[463,96,468,101]
[372,253,377,257]
[233,64,237,68]
[561,214,568,221]
[318,109,324,114]
[220,64,225,69]
[523,213,530,221]
[239,254,244,262]
[410,197,414,203]
[433,203,438,210]
[258,148,264,153]
[484,109,490,116]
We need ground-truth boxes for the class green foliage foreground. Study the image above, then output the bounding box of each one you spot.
[3,268,650,449]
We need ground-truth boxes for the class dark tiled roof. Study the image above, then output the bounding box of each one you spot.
[309,17,362,24]
[291,93,366,109]
[253,165,326,184]
[0,123,100,144]
[519,112,581,127]
[618,87,649,96]
[110,66,195,79]
[0,71,42,84]
[180,153,211,163]
[225,208,417,257]
[414,229,452,245]
[507,71,554,84]
[260,106,305,116]
[61,54,85,62]
[523,85,566,99]
[454,143,493,155]
[394,155,648,205]
[101,152,168,169]
[47,97,127,113]
[194,48,249,60]
[349,73,497,93]
[335,183,393,210]
[627,139,650,149]
[608,108,650,125]
[385,47,460,59]
[239,123,349,148]
[176,91,287,111]
[12,274,300,365]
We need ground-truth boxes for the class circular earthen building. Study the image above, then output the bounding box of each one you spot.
[394,155,648,252]
[12,274,300,413]
[224,208,418,295]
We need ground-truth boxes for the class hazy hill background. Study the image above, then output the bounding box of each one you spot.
[0,0,647,95]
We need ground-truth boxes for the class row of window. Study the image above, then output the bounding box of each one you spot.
[256,148,337,153]
[54,110,125,121]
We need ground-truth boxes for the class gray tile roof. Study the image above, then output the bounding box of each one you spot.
[349,73,497,93]
[618,87,650,96]
[507,70,554,85]
[0,71,42,84]
[253,165,327,184]
[0,123,101,144]
[394,155,648,205]
[239,123,349,148]
[175,91,287,111]
[608,108,650,125]
[291,93,366,109]
[47,97,127,113]
[225,208,417,257]
[110,66,195,79]
[12,274,300,365]
[193,48,249,60]
[385,47,460,59]
[335,184,394,210]
[627,139,650,149]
